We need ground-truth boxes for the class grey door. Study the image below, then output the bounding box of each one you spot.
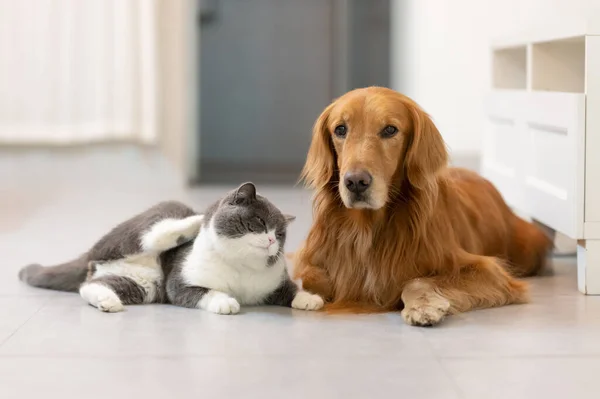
[199,0,335,183]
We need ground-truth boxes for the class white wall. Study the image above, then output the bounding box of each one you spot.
[0,0,158,145]
[391,0,588,157]
[156,0,200,180]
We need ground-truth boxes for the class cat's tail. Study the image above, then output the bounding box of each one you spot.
[18,254,89,292]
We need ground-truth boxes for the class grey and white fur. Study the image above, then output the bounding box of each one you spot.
[18,182,323,314]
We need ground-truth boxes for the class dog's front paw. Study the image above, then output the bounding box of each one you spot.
[291,291,324,311]
[401,294,450,327]
[203,292,240,315]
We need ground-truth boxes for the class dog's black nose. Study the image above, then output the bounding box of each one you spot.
[344,171,372,194]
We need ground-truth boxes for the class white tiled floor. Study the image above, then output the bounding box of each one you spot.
[1,147,599,399]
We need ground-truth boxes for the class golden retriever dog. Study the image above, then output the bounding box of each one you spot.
[294,87,552,326]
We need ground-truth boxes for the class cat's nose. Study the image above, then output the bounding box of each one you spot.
[268,237,275,246]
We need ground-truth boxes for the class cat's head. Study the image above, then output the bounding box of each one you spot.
[207,182,295,267]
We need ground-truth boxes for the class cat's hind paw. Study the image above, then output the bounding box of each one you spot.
[79,283,125,313]
[291,291,324,311]
[201,291,240,315]
[97,296,125,313]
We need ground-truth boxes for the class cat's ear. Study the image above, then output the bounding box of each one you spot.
[232,182,257,204]
[283,214,296,225]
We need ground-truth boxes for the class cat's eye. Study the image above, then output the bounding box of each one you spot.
[276,231,284,238]
[334,125,347,138]
[256,216,266,226]
[380,125,398,138]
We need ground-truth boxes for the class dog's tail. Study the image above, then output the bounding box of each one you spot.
[507,216,554,277]
[18,254,89,292]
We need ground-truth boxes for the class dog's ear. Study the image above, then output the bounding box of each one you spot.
[300,101,337,190]
[404,104,448,191]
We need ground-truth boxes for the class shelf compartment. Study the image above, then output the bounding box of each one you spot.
[531,37,585,93]
[492,46,527,89]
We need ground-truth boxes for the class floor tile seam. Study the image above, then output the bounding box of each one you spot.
[436,353,600,361]
[435,356,467,399]
[0,294,58,298]
[0,296,55,349]
[0,353,437,360]
[418,329,467,399]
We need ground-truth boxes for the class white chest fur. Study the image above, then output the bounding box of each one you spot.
[181,227,285,305]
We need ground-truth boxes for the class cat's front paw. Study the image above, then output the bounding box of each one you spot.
[203,292,240,315]
[179,215,205,239]
[291,291,324,311]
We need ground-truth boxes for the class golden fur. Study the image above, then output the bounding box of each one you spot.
[294,87,552,326]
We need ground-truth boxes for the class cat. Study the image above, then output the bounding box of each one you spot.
[19,182,324,314]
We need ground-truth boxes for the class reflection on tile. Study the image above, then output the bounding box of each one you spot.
[0,302,432,358]
[442,357,600,399]
[0,356,460,399]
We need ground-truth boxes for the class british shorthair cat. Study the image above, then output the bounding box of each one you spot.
[19,182,323,314]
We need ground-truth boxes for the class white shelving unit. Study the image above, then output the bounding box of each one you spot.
[484,25,600,294]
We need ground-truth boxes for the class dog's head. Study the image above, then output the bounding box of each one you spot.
[302,87,448,210]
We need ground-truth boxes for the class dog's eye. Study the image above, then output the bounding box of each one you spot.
[334,125,347,138]
[381,125,398,138]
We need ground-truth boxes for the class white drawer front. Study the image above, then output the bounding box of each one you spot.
[482,91,528,211]
[523,92,585,238]
[483,90,585,238]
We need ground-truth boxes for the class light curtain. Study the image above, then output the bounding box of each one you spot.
[0,0,157,144]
